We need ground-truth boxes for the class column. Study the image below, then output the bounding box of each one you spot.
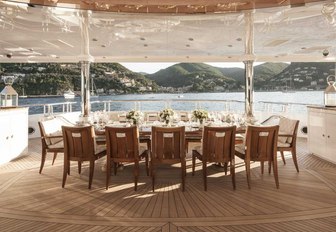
[81,61,90,118]
[244,60,254,118]
[244,11,255,121]
[79,10,93,121]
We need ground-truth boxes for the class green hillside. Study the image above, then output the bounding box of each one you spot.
[147,63,239,92]
[0,62,333,95]
[0,63,157,96]
[148,62,288,91]
[147,63,227,87]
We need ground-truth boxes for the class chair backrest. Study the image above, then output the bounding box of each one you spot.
[38,118,64,145]
[151,126,185,160]
[105,126,139,160]
[178,111,189,122]
[118,113,127,123]
[278,117,299,145]
[62,125,95,161]
[146,112,159,122]
[202,126,236,163]
[245,125,279,162]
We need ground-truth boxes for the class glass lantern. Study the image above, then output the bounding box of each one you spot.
[324,75,336,107]
[0,76,18,107]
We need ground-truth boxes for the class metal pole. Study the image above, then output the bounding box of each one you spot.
[244,11,255,121]
[244,60,254,118]
[79,10,93,122]
[81,61,90,118]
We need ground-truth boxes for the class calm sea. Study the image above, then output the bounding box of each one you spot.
[19,91,324,115]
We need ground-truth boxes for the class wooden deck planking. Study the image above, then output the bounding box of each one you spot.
[0,138,336,231]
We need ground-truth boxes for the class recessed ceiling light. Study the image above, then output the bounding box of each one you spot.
[236,38,242,41]
[144,56,148,59]
[140,37,145,41]
[186,56,189,58]
[92,38,98,42]
[186,44,190,47]
[228,56,232,58]
[144,44,148,47]
[228,45,233,47]
[301,47,306,50]
[103,56,106,59]
[101,45,106,48]
[188,38,194,41]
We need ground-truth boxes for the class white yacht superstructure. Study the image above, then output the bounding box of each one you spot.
[1,1,336,231]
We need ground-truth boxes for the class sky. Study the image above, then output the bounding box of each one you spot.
[120,62,249,74]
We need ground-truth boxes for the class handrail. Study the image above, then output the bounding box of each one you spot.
[258,101,310,106]
[21,99,311,115]
[90,99,245,112]
[21,102,76,115]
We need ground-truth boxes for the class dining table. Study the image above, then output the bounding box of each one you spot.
[94,121,246,149]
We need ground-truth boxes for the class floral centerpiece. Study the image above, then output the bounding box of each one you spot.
[192,109,209,124]
[159,108,175,125]
[126,110,142,125]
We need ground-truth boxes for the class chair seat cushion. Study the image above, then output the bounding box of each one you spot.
[47,131,63,145]
[277,141,291,148]
[193,145,202,154]
[279,117,297,143]
[235,143,245,154]
[95,145,106,155]
[139,144,147,155]
[48,141,64,149]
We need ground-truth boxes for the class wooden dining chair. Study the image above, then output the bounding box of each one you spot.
[105,126,149,191]
[150,126,186,192]
[262,116,300,172]
[38,119,64,174]
[277,117,300,172]
[235,125,279,189]
[192,126,236,191]
[146,112,160,122]
[62,125,106,189]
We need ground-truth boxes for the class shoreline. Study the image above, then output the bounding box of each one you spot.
[22,89,323,98]
[25,95,68,98]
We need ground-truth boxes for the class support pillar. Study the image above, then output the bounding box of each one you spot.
[244,60,254,118]
[81,61,90,118]
[244,11,255,121]
[79,10,93,122]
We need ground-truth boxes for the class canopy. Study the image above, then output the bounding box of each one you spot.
[0,0,335,63]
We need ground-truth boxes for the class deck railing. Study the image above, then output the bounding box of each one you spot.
[21,99,312,116]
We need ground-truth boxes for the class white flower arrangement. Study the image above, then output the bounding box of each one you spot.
[126,110,142,125]
[192,109,209,123]
[159,108,175,123]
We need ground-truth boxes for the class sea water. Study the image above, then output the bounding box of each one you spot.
[19,91,324,115]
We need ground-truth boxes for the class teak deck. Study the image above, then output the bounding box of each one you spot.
[0,138,336,231]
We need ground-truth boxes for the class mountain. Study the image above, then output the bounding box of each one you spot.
[146,63,239,92]
[0,62,333,95]
[0,63,157,96]
[269,62,334,91]
[217,62,289,83]
[217,67,245,82]
[147,62,289,91]
[147,63,227,87]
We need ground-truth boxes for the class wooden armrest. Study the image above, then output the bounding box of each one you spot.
[278,134,293,137]
[45,135,63,139]
[192,150,203,161]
